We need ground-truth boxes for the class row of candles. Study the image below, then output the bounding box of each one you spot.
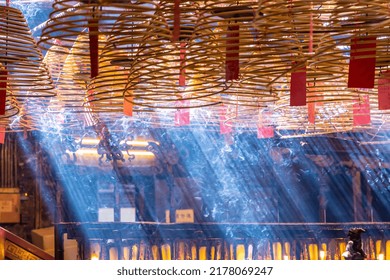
[83,237,390,260]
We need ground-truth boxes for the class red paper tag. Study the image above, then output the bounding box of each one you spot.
[257,126,274,138]
[0,126,5,144]
[219,105,232,134]
[290,66,307,106]
[173,0,181,42]
[353,95,371,126]
[123,96,133,116]
[378,71,390,110]
[179,42,186,86]
[348,36,376,89]
[174,100,190,126]
[226,25,239,81]
[0,70,6,115]
[257,110,274,138]
[88,19,99,79]
[308,103,315,124]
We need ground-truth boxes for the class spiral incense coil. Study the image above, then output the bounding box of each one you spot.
[0,95,21,131]
[39,0,156,55]
[306,34,360,104]
[0,6,55,100]
[55,33,106,111]
[330,0,389,38]
[196,1,300,106]
[255,1,333,53]
[87,5,158,113]
[120,1,225,110]
[86,1,225,111]
[43,45,70,87]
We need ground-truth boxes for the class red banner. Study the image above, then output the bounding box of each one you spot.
[219,105,232,134]
[88,19,99,79]
[174,100,190,126]
[353,95,371,126]
[226,24,239,81]
[0,70,6,115]
[348,36,376,89]
[290,65,307,106]
[378,71,390,110]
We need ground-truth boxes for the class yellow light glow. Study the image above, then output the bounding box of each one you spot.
[70,149,155,157]
[236,244,245,260]
[320,250,326,260]
[130,151,155,157]
[90,253,99,260]
[199,246,207,260]
[80,137,100,145]
[378,254,385,260]
[126,140,160,147]
[161,244,171,260]
[78,138,159,147]
[283,255,289,260]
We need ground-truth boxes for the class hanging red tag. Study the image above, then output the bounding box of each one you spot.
[257,110,274,138]
[353,95,371,126]
[226,24,239,81]
[290,65,307,106]
[378,71,390,110]
[88,19,99,79]
[174,100,190,126]
[179,42,186,86]
[308,103,315,124]
[307,82,322,124]
[173,0,181,42]
[0,70,6,115]
[257,126,274,138]
[123,96,133,117]
[219,105,232,134]
[348,36,376,89]
[0,126,5,144]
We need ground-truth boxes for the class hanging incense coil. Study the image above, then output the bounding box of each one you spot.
[87,3,159,113]
[254,1,334,50]
[0,5,54,132]
[0,5,54,100]
[121,1,224,110]
[330,0,389,38]
[86,1,225,112]
[0,94,21,131]
[43,45,70,87]
[54,33,107,111]
[38,0,154,54]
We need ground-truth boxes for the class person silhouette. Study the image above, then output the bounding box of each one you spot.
[342,228,367,260]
